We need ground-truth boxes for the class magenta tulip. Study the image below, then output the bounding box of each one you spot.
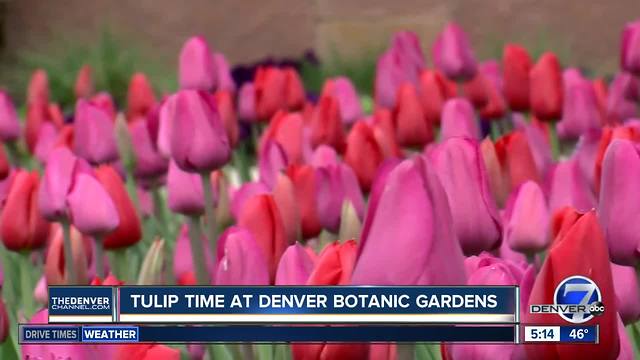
[230,181,270,220]
[432,23,477,81]
[351,157,466,285]
[315,163,365,233]
[215,227,270,285]
[275,243,316,285]
[34,122,58,165]
[322,77,363,124]
[167,160,205,216]
[130,117,168,180]
[431,138,502,255]
[258,141,288,189]
[503,181,550,254]
[73,99,118,164]
[611,263,640,325]
[549,158,596,214]
[598,139,640,265]
[212,52,235,93]
[169,90,231,172]
[621,19,640,76]
[557,77,602,139]
[440,98,480,140]
[0,91,20,141]
[607,73,638,123]
[512,114,553,178]
[67,173,119,235]
[179,36,216,90]
[174,224,215,284]
[237,82,256,123]
[311,145,339,168]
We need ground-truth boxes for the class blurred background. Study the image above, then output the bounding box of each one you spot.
[1,0,639,109]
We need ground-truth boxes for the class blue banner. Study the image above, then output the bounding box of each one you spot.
[48,286,115,323]
[20,325,517,343]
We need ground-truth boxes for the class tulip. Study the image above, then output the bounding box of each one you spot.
[214,90,239,147]
[90,273,124,286]
[0,147,8,181]
[557,77,602,139]
[255,66,305,120]
[524,209,619,359]
[179,36,216,91]
[308,240,358,286]
[511,114,553,178]
[73,99,119,164]
[548,158,596,214]
[45,224,91,285]
[310,94,346,151]
[607,73,638,123]
[479,137,508,206]
[91,92,117,120]
[66,173,119,236]
[129,115,168,180]
[27,69,49,105]
[616,315,635,360]
[0,91,20,142]
[461,70,489,109]
[0,170,49,251]
[393,83,433,147]
[529,52,563,121]
[212,52,236,92]
[238,82,257,122]
[311,145,338,168]
[34,122,58,165]
[287,164,322,239]
[167,160,205,216]
[431,138,502,255]
[34,275,47,304]
[370,108,402,158]
[174,224,215,285]
[321,77,363,125]
[503,181,550,254]
[503,44,532,111]
[169,90,231,172]
[126,72,156,121]
[114,344,181,360]
[260,111,307,165]
[594,125,640,193]
[74,65,94,99]
[432,22,477,81]
[283,67,306,110]
[440,98,480,140]
[598,139,640,265]
[258,140,288,189]
[39,147,90,221]
[215,227,270,285]
[611,263,640,325]
[351,157,466,285]
[0,298,7,343]
[230,181,269,219]
[94,165,142,249]
[621,20,640,76]
[25,101,62,153]
[495,131,541,191]
[315,163,365,233]
[238,194,287,282]
[477,60,507,119]
[272,173,301,245]
[275,243,317,285]
[418,69,456,125]
[344,122,384,191]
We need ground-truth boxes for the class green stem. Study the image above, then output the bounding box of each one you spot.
[240,343,255,360]
[19,252,35,318]
[5,141,20,167]
[61,220,77,284]
[124,170,142,219]
[396,343,415,360]
[547,122,560,161]
[234,144,252,183]
[200,172,218,253]
[151,186,168,237]
[490,121,501,141]
[94,236,105,279]
[187,216,210,285]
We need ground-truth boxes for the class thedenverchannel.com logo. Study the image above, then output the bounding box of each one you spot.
[529,275,605,324]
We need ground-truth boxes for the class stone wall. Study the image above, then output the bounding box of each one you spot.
[4,0,640,73]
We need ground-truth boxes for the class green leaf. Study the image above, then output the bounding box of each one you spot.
[255,344,273,360]
[208,344,233,360]
[628,323,640,357]
[0,332,20,360]
[274,344,291,360]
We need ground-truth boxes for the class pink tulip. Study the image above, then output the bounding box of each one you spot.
[440,98,480,140]
[73,99,119,164]
[316,163,365,233]
[611,263,640,325]
[174,224,215,284]
[616,315,635,360]
[573,129,602,190]
[321,77,363,124]
[607,73,637,123]
[0,91,20,141]
[258,141,288,189]
[431,138,502,255]
[215,227,270,285]
[621,19,640,76]
[237,82,257,122]
[432,23,477,81]
[179,36,216,90]
[67,173,119,235]
[130,117,168,180]
[503,181,550,254]
[598,139,640,265]
[557,77,602,139]
[311,145,339,168]
[275,243,316,285]
[34,275,48,304]
[512,114,553,178]
[230,181,270,220]
[34,122,58,165]
[351,157,466,285]
[212,52,236,93]
[170,90,231,172]
[548,158,596,214]
[167,160,205,216]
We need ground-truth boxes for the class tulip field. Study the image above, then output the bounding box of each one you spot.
[0,19,638,359]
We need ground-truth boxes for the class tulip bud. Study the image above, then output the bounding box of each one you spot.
[418,69,456,125]
[258,141,288,189]
[260,111,307,165]
[621,20,640,76]
[1,170,50,251]
[212,52,236,93]
[275,243,316,285]
[321,77,363,125]
[495,131,541,191]
[308,240,358,285]
[529,52,563,121]
[611,263,640,325]
[126,73,156,121]
[557,77,602,140]
[310,94,345,151]
[215,227,270,285]
[129,115,168,180]
[503,181,550,254]
[344,122,384,192]
[27,69,49,105]
[432,23,477,81]
[67,173,119,236]
[34,276,47,305]
[173,224,215,285]
[432,138,502,255]
[0,91,20,142]
[238,82,257,122]
[45,224,91,285]
[74,65,94,99]
[476,60,507,119]
[179,36,216,91]
[480,137,508,206]
[167,161,205,216]
[272,173,302,245]
[393,83,433,147]
[607,73,638,123]
[170,90,231,172]
[74,99,119,165]
[91,274,124,286]
[230,181,269,219]
[34,122,58,165]
[440,98,480,140]
[315,163,365,233]
[287,165,322,239]
[137,239,165,285]
[503,44,532,112]
[512,115,553,178]
[548,158,596,214]
[214,90,239,147]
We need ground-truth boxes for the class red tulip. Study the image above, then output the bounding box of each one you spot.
[344,122,384,192]
[255,66,305,121]
[272,173,302,245]
[593,125,640,193]
[237,194,287,282]
[286,164,322,239]
[393,83,433,147]
[310,94,345,152]
[45,224,92,285]
[0,146,9,181]
[90,273,124,286]
[495,131,541,192]
[529,52,563,121]
[25,101,62,153]
[260,111,307,165]
[0,298,7,343]
[418,69,456,125]
[126,73,156,122]
[27,69,49,105]
[0,170,49,251]
[74,65,94,99]
[502,44,532,111]
[94,165,142,249]
[525,209,619,359]
[214,90,239,147]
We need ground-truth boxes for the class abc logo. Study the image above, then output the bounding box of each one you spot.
[554,276,604,324]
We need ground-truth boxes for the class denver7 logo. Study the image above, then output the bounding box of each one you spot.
[554,276,603,324]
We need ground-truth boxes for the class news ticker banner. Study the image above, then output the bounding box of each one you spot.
[48,286,518,324]
[18,325,599,344]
